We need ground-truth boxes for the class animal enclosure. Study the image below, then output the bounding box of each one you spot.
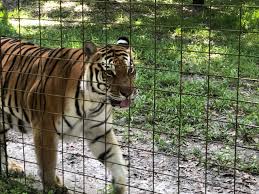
[0,0,258,193]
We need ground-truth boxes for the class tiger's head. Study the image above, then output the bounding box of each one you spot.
[83,37,137,108]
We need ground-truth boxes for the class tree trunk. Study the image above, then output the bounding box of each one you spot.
[193,0,204,5]
[2,0,18,10]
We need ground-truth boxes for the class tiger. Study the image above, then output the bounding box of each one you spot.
[0,36,137,194]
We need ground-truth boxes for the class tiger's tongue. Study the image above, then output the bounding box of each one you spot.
[120,99,131,108]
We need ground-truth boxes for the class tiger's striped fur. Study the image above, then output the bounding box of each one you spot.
[0,36,136,194]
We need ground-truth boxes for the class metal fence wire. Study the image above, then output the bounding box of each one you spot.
[0,0,258,193]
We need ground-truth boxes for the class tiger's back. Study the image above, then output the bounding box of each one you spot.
[0,37,85,132]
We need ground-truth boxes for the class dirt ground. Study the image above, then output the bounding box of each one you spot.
[6,127,259,194]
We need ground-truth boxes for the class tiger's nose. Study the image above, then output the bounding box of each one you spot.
[120,87,135,98]
[120,91,131,98]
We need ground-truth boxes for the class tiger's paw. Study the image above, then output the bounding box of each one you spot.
[112,177,126,194]
[113,185,126,194]
[45,176,71,194]
[55,175,63,187]
[8,160,24,177]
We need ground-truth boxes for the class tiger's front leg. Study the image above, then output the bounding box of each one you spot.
[0,121,24,176]
[0,126,8,173]
[87,124,126,194]
[32,123,66,193]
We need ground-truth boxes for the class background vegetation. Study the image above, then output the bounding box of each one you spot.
[0,0,258,193]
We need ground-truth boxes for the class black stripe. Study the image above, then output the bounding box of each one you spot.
[42,48,70,89]
[12,46,33,112]
[6,114,13,129]
[12,46,36,113]
[89,112,111,129]
[91,68,105,95]
[0,128,10,134]
[22,47,42,71]
[52,119,59,135]
[97,146,113,162]
[1,44,29,95]
[118,52,128,57]
[96,70,106,92]
[0,43,18,64]
[104,55,113,61]
[7,95,15,116]
[9,39,20,44]
[107,49,114,54]
[14,46,37,73]
[40,48,60,74]
[97,63,105,70]
[0,38,13,47]
[96,64,108,94]
[95,56,101,61]
[100,49,109,55]
[62,51,83,77]
[18,119,26,133]
[14,93,19,113]
[36,48,62,111]
[21,48,46,89]
[19,49,43,105]
[46,48,68,76]
[22,48,47,76]
[91,128,112,144]
[75,79,82,117]
[31,90,36,111]
[108,58,113,64]
[12,41,34,113]
[89,66,94,91]
[7,43,28,55]
[32,56,53,110]
[2,55,18,96]
[41,48,69,87]
[22,109,30,123]
[20,47,41,75]
[63,49,81,67]
[90,103,105,116]
[105,153,115,161]
[63,116,72,129]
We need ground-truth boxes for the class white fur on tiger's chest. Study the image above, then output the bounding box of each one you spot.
[57,96,112,140]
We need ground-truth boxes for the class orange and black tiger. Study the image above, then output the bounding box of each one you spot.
[0,36,136,194]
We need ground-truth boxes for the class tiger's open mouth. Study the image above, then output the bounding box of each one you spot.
[110,99,131,108]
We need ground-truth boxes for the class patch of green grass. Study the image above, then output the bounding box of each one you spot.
[211,146,259,175]
[97,183,116,194]
[0,176,40,194]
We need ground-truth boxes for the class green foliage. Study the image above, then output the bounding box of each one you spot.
[97,183,116,194]
[242,7,259,31]
[0,2,17,36]
[0,176,40,194]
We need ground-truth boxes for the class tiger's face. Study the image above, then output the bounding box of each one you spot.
[85,37,137,108]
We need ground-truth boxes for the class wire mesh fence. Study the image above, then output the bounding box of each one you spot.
[0,0,258,193]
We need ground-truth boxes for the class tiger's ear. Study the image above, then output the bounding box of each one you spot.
[117,36,129,48]
[84,41,97,57]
